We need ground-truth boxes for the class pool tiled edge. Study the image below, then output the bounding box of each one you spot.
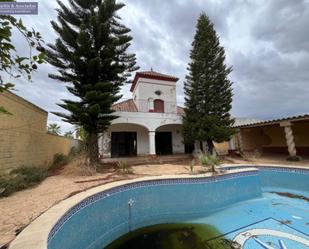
[48,169,259,243]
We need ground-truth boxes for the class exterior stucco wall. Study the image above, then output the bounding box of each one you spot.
[214,142,229,155]
[99,123,149,157]
[132,78,177,113]
[238,120,309,155]
[241,126,277,152]
[263,125,286,146]
[99,111,231,157]
[293,122,309,146]
[240,125,284,152]
[112,111,183,131]
[0,91,79,174]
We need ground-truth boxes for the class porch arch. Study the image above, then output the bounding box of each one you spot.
[155,124,184,155]
[99,123,150,157]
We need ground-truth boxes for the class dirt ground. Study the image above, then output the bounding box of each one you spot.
[0,155,308,247]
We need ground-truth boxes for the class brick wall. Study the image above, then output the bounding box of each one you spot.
[0,91,78,174]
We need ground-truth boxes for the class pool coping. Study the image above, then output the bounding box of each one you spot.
[8,164,308,249]
[220,163,309,170]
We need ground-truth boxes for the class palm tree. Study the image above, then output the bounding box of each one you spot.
[75,126,88,142]
[64,131,74,138]
[47,123,61,135]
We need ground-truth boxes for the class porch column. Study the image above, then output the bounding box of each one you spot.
[148,131,156,155]
[280,121,297,157]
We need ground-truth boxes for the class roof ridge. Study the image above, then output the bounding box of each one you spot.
[138,70,178,78]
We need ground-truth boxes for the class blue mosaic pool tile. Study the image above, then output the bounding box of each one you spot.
[47,166,308,244]
[48,170,258,242]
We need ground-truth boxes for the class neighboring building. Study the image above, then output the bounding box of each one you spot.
[233,114,309,158]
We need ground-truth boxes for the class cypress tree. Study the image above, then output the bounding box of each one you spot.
[183,13,234,154]
[46,0,138,164]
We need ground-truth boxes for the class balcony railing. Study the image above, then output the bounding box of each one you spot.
[115,98,184,114]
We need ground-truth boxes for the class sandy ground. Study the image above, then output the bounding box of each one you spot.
[0,165,197,247]
[0,172,135,247]
[0,156,308,246]
[226,154,309,166]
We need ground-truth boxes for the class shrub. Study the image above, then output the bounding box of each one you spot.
[0,166,48,197]
[11,166,47,183]
[68,146,82,159]
[50,153,69,171]
[116,161,133,174]
[53,153,68,165]
[185,159,195,174]
[199,154,220,173]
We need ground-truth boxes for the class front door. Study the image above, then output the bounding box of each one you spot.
[111,132,137,157]
[155,132,173,155]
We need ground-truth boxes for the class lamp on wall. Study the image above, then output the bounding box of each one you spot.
[154,90,162,96]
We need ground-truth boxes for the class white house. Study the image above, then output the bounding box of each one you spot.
[98,70,193,158]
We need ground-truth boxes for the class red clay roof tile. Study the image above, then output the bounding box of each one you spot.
[112,99,138,112]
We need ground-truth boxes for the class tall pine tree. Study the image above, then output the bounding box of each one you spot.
[183,13,234,154]
[47,0,138,164]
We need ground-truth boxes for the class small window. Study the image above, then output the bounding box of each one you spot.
[154,99,164,113]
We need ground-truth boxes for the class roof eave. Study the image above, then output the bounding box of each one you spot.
[130,73,179,92]
[235,114,309,129]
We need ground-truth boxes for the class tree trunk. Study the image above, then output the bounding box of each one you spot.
[87,132,99,166]
[207,139,215,155]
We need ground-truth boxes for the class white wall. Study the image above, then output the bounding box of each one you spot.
[99,115,185,157]
[99,123,149,157]
[132,78,177,113]
[111,111,183,131]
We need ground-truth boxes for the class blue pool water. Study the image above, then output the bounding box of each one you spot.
[48,167,309,249]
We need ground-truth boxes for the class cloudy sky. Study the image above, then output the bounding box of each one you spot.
[6,0,309,133]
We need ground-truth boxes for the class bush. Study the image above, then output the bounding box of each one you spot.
[0,166,48,197]
[199,154,220,173]
[185,159,195,174]
[116,161,133,174]
[11,166,47,183]
[50,153,69,171]
[68,146,82,159]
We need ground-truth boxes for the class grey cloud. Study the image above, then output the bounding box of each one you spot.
[6,0,309,130]
[252,0,309,53]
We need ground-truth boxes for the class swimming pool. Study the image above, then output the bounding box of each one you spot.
[9,166,309,249]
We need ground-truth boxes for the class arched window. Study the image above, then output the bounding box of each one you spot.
[154,99,164,113]
[148,98,154,112]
